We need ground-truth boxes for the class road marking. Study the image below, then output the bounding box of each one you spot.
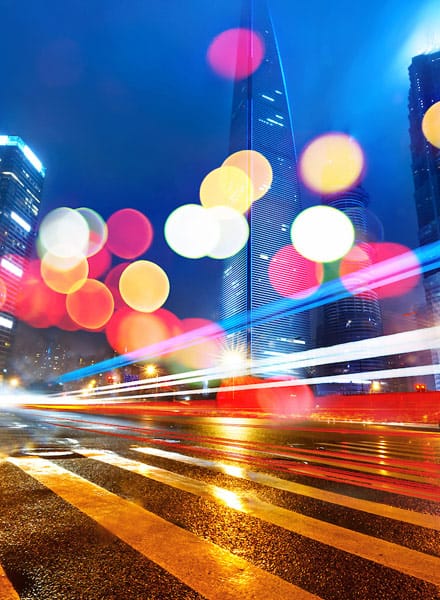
[7,456,320,600]
[226,446,439,485]
[134,439,440,501]
[132,445,440,532]
[74,447,440,586]
[0,457,19,600]
[0,563,19,600]
[321,441,440,462]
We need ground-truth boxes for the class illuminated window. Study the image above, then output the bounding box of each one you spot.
[10,211,31,232]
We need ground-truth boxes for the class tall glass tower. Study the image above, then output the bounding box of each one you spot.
[408,50,440,388]
[221,0,310,376]
[318,186,385,394]
[0,135,45,374]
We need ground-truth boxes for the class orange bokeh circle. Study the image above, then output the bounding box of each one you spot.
[66,279,114,330]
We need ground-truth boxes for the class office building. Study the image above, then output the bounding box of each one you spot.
[408,50,440,388]
[221,0,310,375]
[0,135,45,374]
[317,186,386,394]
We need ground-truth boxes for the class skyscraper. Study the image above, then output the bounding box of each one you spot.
[221,0,310,375]
[408,50,440,388]
[0,135,45,374]
[317,186,385,394]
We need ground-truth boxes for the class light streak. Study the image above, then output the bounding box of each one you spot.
[53,239,440,386]
[51,324,440,402]
[39,361,440,409]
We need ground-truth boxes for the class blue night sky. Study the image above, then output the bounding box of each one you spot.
[1,0,439,324]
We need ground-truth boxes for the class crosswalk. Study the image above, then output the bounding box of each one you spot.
[1,434,440,599]
[0,562,19,600]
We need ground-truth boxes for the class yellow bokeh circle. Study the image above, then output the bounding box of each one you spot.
[299,133,364,195]
[41,253,89,294]
[422,102,440,149]
[200,165,254,213]
[222,150,272,201]
[119,260,170,313]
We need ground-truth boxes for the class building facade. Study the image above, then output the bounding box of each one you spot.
[317,186,386,394]
[408,50,440,388]
[221,0,310,376]
[0,135,45,374]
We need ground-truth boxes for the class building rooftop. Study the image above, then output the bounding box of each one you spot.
[0,135,46,176]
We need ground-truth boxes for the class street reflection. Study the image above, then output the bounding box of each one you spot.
[211,486,243,510]
[218,464,246,478]
[211,419,253,444]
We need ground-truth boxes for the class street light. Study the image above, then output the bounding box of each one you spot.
[145,364,159,397]
[220,349,248,406]
[145,364,157,377]
[220,349,247,375]
[370,381,381,393]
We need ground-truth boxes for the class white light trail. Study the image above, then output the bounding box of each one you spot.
[48,325,440,405]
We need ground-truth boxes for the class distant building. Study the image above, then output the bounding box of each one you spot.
[408,50,440,388]
[221,0,310,376]
[317,186,386,394]
[0,135,45,374]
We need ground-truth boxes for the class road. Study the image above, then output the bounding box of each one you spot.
[0,406,439,599]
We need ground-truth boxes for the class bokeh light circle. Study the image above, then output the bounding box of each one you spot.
[170,318,226,370]
[164,204,220,259]
[104,262,131,309]
[66,279,114,330]
[153,308,182,338]
[106,208,153,259]
[87,245,112,279]
[200,166,253,214]
[119,260,170,313]
[206,206,249,259]
[268,245,322,298]
[291,205,355,263]
[339,243,372,278]
[223,150,272,201]
[256,379,315,417]
[422,101,440,149]
[41,253,89,294]
[15,260,67,328]
[340,242,421,299]
[216,376,314,417]
[39,207,89,258]
[56,311,81,331]
[105,308,170,354]
[299,133,365,194]
[207,28,265,80]
[76,207,108,257]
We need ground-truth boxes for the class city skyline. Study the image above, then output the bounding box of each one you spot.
[1,0,438,326]
[1,1,440,390]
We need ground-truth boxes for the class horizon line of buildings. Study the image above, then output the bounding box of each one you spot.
[1,7,439,394]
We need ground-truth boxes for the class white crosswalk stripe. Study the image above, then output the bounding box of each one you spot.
[7,455,321,600]
[0,563,19,600]
[2,439,440,599]
[131,445,440,531]
[72,446,440,586]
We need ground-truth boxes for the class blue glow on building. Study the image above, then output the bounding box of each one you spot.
[220,0,311,377]
[0,135,45,370]
[317,186,386,394]
[0,135,46,176]
[409,49,440,390]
